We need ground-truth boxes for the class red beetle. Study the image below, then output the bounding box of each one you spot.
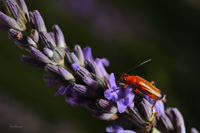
[119,73,166,107]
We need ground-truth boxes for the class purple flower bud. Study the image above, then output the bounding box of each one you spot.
[85,59,103,79]
[127,105,146,129]
[104,73,134,113]
[95,58,109,80]
[33,10,47,32]
[127,98,157,131]
[21,55,44,67]
[64,51,80,65]
[29,11,35,25]
[39,32,56,49]
[166,108,186,133]
[91,110,117,120]
[64,50,73,65]
[57,85,89,107]
[52,25,65,47]
[49,32,55,42]
[30,29,39,43]
[43,74,62,88]
[190,128,199,133]
[96,99,117,114]
[71,63,92,78]
[70,52,81,65]
[83,46,94,60]
[16,0,29,20]
[137,98,154,122]
[45,64,75,81]
[73,84,96,98]
[82,77,100,91]
[0,11,21,30]
[8,29,24,48]
[58,65,75,81]
[65,96,79,106]
[43,47,54,58]
[54,85,72,96]
[106,125,136,133]
[156,113,174,133]
[71,63,100,90]
[27,36,37,48]
[29,46,52,64]
[74,45,84,66]
[8,29,37,49]
[55,85,81,106]
[6,0,20,20]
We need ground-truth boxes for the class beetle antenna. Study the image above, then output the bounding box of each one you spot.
[127,59,152,73]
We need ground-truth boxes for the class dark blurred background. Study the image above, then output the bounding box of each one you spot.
[0,0,200,132]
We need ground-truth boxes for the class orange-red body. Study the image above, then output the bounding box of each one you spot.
[120,73,166,103]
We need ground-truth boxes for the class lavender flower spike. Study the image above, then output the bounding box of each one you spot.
[0,1,198,133]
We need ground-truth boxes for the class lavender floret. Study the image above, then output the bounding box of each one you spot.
[104,73,135,113]
[83,46,94,60]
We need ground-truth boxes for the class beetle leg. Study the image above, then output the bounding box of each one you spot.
[134,88,140,94]
[152,99,158,108]
[135,88,140,93]
[150,81,155,86]
[146,93,158,108]
[124,84,129,88]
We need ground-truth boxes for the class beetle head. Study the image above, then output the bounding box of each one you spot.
[120,73,128,83]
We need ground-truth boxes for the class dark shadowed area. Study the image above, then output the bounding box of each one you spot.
[0,0,200,132]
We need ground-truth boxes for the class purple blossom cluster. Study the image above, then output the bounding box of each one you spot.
[0,0,198,133]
